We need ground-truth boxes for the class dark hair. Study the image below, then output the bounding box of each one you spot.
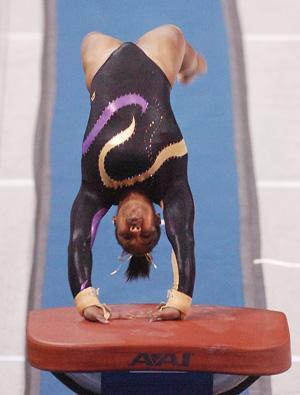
[126,255,151,281]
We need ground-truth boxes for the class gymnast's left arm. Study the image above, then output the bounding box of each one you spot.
[153,176,195,321]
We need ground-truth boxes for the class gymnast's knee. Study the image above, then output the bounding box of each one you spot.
[81,31,107,47]
[158,24,185,42]
[138,24,185,49]
[81,31,121,60]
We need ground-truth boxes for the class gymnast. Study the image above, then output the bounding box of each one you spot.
[68,25,207,324]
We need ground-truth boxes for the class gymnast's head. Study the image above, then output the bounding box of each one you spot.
[113,190,161,281]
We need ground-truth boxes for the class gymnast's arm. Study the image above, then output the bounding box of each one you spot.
[68,182,112,323]
[155,174,195,319]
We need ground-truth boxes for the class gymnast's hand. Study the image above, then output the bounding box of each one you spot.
[151,306,181,322]
[83,306,133,324]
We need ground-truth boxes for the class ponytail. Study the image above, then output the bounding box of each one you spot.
[126,254,151,281]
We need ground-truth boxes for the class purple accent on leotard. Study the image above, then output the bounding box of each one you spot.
[80,280,88,291]
[90,207,109,247]
[82,93,148,155]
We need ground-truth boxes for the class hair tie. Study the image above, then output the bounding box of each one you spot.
[145,252,157,269]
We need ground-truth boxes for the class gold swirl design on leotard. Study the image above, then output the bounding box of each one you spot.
[98,116,188,189]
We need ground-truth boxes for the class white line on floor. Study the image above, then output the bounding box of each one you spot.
[254,259,300,269]
[0,179,34,187]
[257,181,300,189]
[0,355,25,362]
[244,34,300,42]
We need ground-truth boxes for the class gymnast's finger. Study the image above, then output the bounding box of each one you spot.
[91,308,110,324]
[83,306,109,324]
[110,311,134,320]
[96,316,110,324]
[151,307,180,321]
[150,310,165,321]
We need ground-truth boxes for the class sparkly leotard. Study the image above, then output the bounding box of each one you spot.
[68,42,195,302]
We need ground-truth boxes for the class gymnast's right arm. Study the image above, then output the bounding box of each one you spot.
[68,182,111,323]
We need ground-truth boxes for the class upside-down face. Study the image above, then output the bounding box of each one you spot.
[113,193,161,255]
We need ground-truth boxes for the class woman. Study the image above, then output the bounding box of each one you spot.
[68,25,207,324]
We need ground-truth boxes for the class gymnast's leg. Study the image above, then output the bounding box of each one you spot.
[136,24,207,85]
[81,32,123,91]
[81,25,207,91]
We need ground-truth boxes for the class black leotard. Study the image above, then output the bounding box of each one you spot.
[68,42,195,302]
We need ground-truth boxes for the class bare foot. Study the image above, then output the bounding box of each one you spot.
[178,54,207,84]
